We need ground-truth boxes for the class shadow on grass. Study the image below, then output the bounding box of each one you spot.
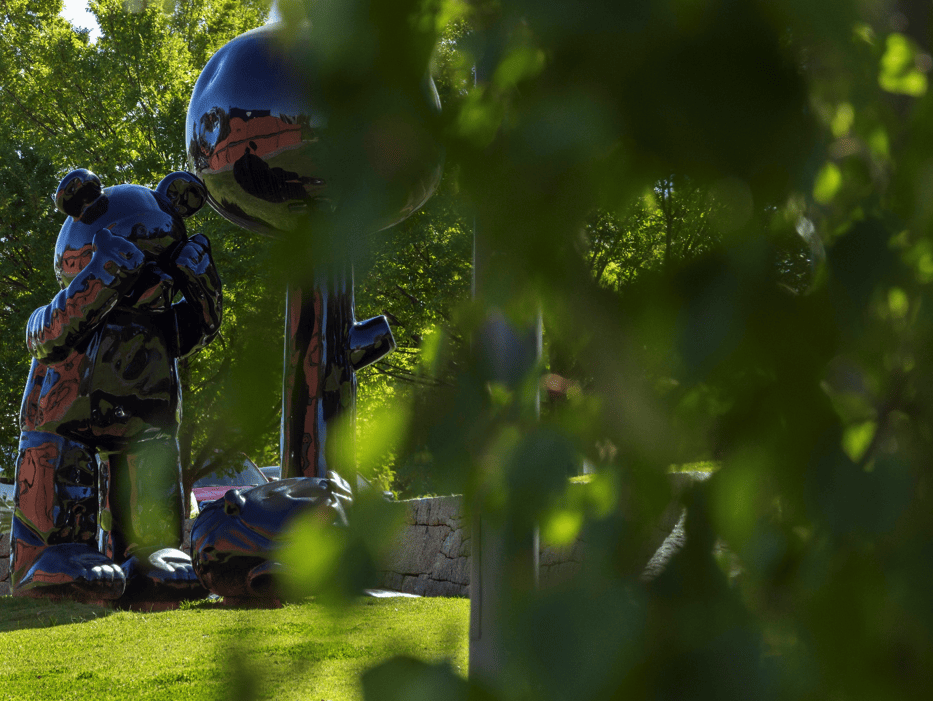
[0,596,113,633]
[1,595,469,700]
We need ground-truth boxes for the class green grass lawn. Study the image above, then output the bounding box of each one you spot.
[0,596,469,701]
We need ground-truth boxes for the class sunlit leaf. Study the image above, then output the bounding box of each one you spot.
[887,287,909,319]
[879,33,928,97]
[813,162,842,203]
[541,506,583,546]
[842,421,875,463]
[831,102,854,138]
[492,46,546,90]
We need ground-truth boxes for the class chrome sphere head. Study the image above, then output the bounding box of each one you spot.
[186,23,443,237]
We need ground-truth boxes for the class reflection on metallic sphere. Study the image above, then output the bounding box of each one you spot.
[185,23,443,236]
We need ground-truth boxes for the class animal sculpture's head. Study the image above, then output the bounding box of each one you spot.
[190,474,352,599]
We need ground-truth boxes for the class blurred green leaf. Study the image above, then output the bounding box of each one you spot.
[363,656,483,701]
[813,162,842,204]
[879,33,928,97]
[831,102,855,138]
[492,45,545,90]
[842,420,875,462]
[540,505,583,546]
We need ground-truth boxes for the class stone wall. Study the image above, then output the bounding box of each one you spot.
[380,496,471,597]
[377,495,596,598]
[377,493,673,597]
[375,495,598,597]
[378,473,701,597]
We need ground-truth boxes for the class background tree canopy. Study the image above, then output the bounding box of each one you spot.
[0,0,281,491]
[4,0,933,698]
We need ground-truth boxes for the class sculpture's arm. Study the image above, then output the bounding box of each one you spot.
[167,233,223,358]
[348,315,396,372]
[27,228,145,364]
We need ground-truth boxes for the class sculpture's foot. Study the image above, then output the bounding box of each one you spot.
[12,543,126,602]
[120,548,208,603]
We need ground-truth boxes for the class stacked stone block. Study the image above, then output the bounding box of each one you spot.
[380,496,471,597]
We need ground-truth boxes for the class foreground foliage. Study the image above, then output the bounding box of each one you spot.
[4,1,933,700]
[0,596,468,701]
[271,1,933,700]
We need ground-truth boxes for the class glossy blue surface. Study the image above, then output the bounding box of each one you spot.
[186,22,442,236]
[281,274,396,481]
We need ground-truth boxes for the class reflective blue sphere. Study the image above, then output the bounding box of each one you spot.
[186,23,442,236]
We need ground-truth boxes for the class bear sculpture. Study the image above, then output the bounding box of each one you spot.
[9,169,221,603]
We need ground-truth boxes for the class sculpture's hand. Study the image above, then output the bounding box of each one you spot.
[136,548,199,580]
[93,226,144,266]
[170,232,209,266]
[121,548,207,600]
[166,233,223,357]
[13,543,126,601]
[27,228,145,364]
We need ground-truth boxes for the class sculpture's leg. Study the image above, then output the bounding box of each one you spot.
[99,437,205,601]
[281,269,395,480]
[281,272,356,479]
[281,283,326,479]
[10,431,125,600]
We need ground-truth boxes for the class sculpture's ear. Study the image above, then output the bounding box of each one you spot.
[156,172,207,218]
[55,169,103,219]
